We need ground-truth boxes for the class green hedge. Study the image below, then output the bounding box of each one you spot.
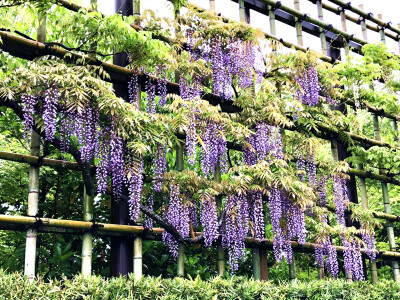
[1,270,400,299]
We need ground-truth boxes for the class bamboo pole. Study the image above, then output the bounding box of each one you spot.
[239,0,245,23]
[81,187,93,278]
[306,0,398,41]
[378,14,386,44]
[4,214,400,258]
[294,0,303,47]
[353,19,378,282]
[331,140,352,281]
[268,6,277,36]
[258,0,366,46]
[252,247,261,280]
[210,0,215,12]
[398,24,400,55]
[176,143,185,277]
[339,7,349,56]
[359,5,368,42]
[326,0,400,37]
[372,114,400,281]
[239,3,263,279]
[80,0,97,280]
[316,0,327,55]
[132,0,143,281]
[0,151,81,170]
[289,255,296,280]
[214,164,225,276]
[24,12,46,281]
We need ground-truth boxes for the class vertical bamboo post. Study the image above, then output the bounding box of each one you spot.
[372,114,400,281]
[81,187,94,278]
[80,0,97,280]
[316,0,327,55]
[210,0,215,12]
[214,164,225,276]
[339,8,349,56]
[239,0,245,22]
[317,264,325,279]
[378,14,386,43]
[294,0,303,46]
[397,24,400,54]
[24,12,46,281]
[252,247,261,280]
[132,0,143,280]
[348,8,377,282]
[268,6,277,36]
[176,144,185,277]
[331,140,352,282]
[289,256,296,280]
[239,3,262,279]
[359,5,368,42]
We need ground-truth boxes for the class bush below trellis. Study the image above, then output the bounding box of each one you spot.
[0,270,400,299]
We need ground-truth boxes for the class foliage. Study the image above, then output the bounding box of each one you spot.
[1,270,400,299]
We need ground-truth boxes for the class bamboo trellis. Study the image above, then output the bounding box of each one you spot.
[1,0,400,283]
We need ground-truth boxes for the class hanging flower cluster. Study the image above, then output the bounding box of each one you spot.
[162,183,190,259]
[152,143,167,192]
[315,237,339,278]
[269,189,306,263]
[128,72,140,109]
[200,120,228,176]
[332,175,349,227]
[125,155,144,222]
[296,66,320,106]
[200,194,219,247]
[343,237,364,281]
[222,193,249,272]
[361,226,377,262]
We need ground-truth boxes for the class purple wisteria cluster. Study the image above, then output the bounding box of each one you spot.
[196,37,264,101]
[343,237,364,281]
[332,175,349,227]
[186,112,197,166]
[21,93,37,138]
[125,156,144,222]
[43,85,60,142]
[144,193,154,229]
[152,143,167,192]
[157,66,168,107]
[314,177,339,278]
[269,189,306,263]
[200,120,228,176]
[128,72,140,109]
[145,79,156,114]
[361,227,377,262]
[315,237,339,278]
[249,191,265,240]
[296,66,320,106]
[222,193,249,272]
[179,74,202,101]
[200,194,219,247]
[244,123,284,166]
[162,183,190,259]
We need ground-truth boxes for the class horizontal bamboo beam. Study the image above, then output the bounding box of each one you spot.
[326,0,400,37]
[0,150,81,170]
[259,0,366,46]
[307,0,398,41]
[0,213,398,259]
